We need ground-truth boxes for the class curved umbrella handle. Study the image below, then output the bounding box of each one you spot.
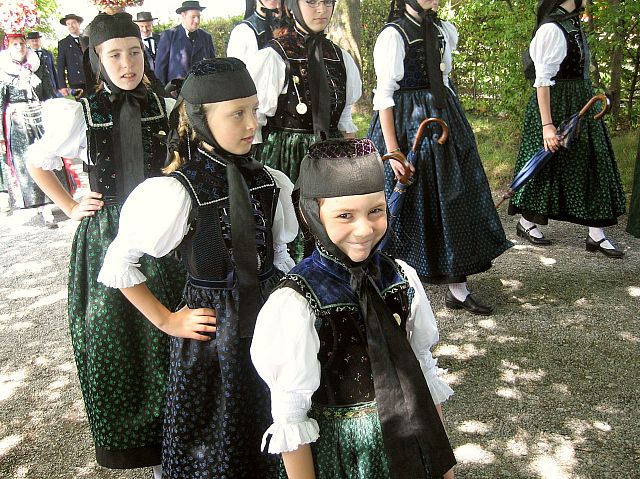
[412,117,449,152]
[381,150,412,185]
[578,94,611,120]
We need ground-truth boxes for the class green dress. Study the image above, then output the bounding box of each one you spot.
[626,137,640,238]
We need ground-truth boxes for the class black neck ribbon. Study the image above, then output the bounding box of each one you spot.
[305,31,331,139]
[421,10,446,110]
[349,262,456,479]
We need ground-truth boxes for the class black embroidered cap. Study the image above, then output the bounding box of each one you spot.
[89,12,141,49]
[180,58,257,105]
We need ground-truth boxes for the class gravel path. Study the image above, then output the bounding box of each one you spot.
[1,180,638,478]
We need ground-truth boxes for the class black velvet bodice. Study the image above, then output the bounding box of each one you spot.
[80,89,168,203]
[267,29,347,132]
[386,13,445,90]
[553,16,590,81]
[280,248,412,406]
[242,12,272,50]
[171,147,279,288]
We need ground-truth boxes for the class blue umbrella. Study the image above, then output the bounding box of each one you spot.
[379,117,449,250]
[496,94,611,207]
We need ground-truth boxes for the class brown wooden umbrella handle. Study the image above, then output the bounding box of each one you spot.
[578,94,611,120]
[412,118,450,151]
[381,150,412,185]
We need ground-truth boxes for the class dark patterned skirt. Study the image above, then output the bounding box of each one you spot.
[368,88,511,283]
[68,205,185,469]
[508,79,626,226]
[625,138,640,238]
[161,272,283,479]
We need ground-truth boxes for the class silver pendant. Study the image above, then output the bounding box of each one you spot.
[296,102,308,115]
[439,62,446,72]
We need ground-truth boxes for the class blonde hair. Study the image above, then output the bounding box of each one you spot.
[163,102,197,174]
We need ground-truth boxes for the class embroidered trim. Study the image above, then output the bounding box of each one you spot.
[271,38,342,63]
[284,274,360,316]
[80,92,166,128]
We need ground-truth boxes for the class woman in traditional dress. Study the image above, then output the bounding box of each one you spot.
[27,13,183,478]
[0,32,68,226]
[508,0,626,257]
[368,0,511,315]
[227,0,283,65]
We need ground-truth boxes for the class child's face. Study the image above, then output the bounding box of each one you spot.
[319,191,387,263]
[97,37,144,91]
[204,95,259,155]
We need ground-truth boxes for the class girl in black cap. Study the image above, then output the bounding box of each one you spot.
[251,138,456,479]
[99,58,297,479]
[27,12,183,477]
[227,0,283,64]
[368,0,511,315]
[508,0,625,257]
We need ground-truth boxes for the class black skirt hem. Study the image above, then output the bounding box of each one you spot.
[95,444,161,469]
[508,205,620,227]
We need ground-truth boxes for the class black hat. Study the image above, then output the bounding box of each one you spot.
[26,32,42,40]
[176,1,206,14]
[60,14,83,25]
[89,12,141,49]
[133,11,158,22]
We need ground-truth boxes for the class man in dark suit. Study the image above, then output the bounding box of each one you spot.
[154,1,216,85]
[56,13,86,97]
[134,11,161,71]
[26,32,60,95]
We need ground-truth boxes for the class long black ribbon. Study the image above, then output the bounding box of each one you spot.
[306,33,331,140]
[422,11,446,110]
[350,265,456,479]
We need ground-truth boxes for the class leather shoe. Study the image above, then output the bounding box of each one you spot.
[445,290,494,316]
[586,236,623,258]
[516,222,552,245]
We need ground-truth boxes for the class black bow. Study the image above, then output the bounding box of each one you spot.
[421,10,446,110]
[305,32,331,139]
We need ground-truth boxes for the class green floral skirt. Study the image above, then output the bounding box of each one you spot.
[68,205,185,468]
[508,79,625,226]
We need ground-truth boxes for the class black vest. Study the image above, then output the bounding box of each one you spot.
[80,90,169,203]
[280,248,413,406]
[386,13,446,90]
[553,17,590,81]
[267,29,347,133]
[242,12,272,50]
[170,147,280,288]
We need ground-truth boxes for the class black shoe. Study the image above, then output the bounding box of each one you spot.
[445,290,494,316]
[516,222,552,246]
[586,236,623,258]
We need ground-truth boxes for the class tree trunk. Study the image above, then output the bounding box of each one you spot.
[608,0,624,125]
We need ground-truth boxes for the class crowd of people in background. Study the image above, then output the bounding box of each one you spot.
[0,0,638,478]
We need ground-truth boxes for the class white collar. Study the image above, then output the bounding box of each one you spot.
[0,49,41,76]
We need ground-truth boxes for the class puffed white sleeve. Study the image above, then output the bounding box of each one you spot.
[97,176,192,288]
[27,98,87,170]
[265,166,298,272]
[227,23,259,65]
[250,287,321,454]
[372,27,406,111]
[338,48,362,134]
[530,23,567,88]
[398,260,454,405]
[247,47,287,143]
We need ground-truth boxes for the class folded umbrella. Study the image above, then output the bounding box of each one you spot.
[379,117,449,250]
[496,94,611,208]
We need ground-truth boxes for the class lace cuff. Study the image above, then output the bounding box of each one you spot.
[261,418,320,454]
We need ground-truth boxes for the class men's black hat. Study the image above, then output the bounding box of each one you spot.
[26,32,42,40]
[133,11,158,22]
[60,14,83,25]
[176,1,206,14]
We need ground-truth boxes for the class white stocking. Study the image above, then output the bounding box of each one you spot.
[448,282,470,302]
[519,217,543,238]
[152,464,162,479]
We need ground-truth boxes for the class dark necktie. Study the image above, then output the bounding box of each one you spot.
[144,37,154,55]
[188,31,196,44]
[73,36,80,46]
[35,50,42,58]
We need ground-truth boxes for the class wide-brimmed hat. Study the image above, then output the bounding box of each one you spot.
[60,14,83,25]
[133,11,158,22]
[176,1,206,14]
[26,31,42,40]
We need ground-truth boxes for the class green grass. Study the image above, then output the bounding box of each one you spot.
[352,112,638,199]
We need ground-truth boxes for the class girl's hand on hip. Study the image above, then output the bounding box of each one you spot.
[164,306,217,341]
[68,191,104,220]
[542,124,560,152]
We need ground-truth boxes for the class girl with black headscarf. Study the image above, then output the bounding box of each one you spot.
[508,0,625,257]
[368,0,511,315]
[27,13,184,477]
[99,58,298,479]
[227,0,283,64]
[251,138,456,479]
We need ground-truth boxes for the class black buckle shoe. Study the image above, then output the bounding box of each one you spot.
[445,290,494,316]
[516,222,552,246]
[586,236,623,258]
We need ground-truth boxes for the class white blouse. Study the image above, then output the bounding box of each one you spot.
[26,96,176,171]
[372,19,458,112]
[227,23,259,66]
[247,43,363,143]
[529,23,569,88]
[250,259,454,454]
[97,165,298,288]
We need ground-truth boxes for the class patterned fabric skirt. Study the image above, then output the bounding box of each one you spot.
[1,102,74,209]
[625,138,640,238]
[368,88,511,283]
[161,272,283,479]
[508,79,626,226]
[68,205,185,469]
